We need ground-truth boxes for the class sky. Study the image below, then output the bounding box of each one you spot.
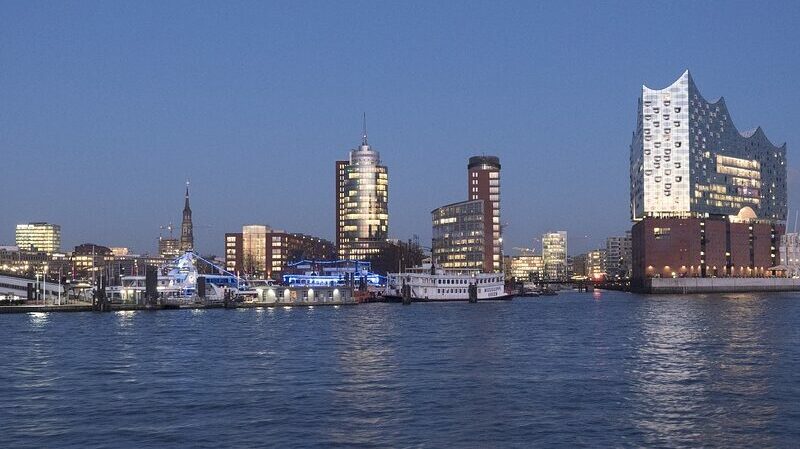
[1,1,799,256]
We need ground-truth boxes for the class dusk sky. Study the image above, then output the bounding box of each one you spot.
[2,1,799,256]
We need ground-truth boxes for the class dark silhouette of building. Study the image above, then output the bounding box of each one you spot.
[180,181,194,252]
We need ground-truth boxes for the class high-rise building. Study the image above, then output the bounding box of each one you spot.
[431,156,502,273]
[631,70,786,222]
[605,232,632,279]
[180,182,194,252]
[335,120,389,263]
[542,231,568,281]
[467,156,502,272]
[15,222,61,254]
[629,71,787,284]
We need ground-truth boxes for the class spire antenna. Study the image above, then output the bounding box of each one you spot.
[362,112,368,145]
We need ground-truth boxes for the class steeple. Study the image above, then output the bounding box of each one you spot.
[180,180,194,252]
[184,180,191,213]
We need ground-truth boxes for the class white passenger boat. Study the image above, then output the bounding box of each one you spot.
[384,264,509,302]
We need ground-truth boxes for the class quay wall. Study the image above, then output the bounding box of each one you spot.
[643,278,800,294]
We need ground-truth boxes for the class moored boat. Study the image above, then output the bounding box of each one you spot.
[384,264,510,302]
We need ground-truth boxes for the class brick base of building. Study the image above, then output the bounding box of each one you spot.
[631,216,783,292]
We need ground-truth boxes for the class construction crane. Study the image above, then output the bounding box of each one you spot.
[159,223,175,239]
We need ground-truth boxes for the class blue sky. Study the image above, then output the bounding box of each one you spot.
[1,1,799,256]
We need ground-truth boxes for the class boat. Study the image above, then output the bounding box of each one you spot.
[106,251,255,305]
[384,263,510,302]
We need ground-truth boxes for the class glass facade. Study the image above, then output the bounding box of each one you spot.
[336,135,389,261]
[432,199,485,270]
[15,223,61,254]
[243,225,269,275]
[542,231,568,281]
[631,70,787,223]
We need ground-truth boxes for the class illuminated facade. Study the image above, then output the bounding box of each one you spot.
[586,249,607,279]
[226,225,335,280]
[630,70,787,222]
[335,126,389,262]
[430,156,501,272]
[508,253,544,281]
[15,222,61,254]
[158,238,181,259]
[432,199,485,270]
[467,156,502,272]
[630,71,787,285]
[542,231,568,281]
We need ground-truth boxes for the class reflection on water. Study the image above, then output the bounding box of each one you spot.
[630,294,785,447]
[28,311,49,327]
[1,292,799,448]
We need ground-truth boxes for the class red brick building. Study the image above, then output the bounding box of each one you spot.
[632,217,782,290]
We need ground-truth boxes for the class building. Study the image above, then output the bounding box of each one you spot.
[779,232,800,277]
[630,71,787,286]
[110,247,130,257]
[605,232,632,279]
[571,253,588,278]
[586,249,607,279]
[158,237,181,259]
[468,156,502,272]
[180,182,194,251]
[335,120,389,264]
[431,156,502,273]
[15,223,61,254]
[432,199,485,270]
[542,231,568,281]
[508,252,544,281]
[70,243,114,279]
[224,232,243,274]
[225,225,335,280]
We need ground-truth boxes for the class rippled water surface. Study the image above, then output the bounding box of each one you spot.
[2,291,800,448]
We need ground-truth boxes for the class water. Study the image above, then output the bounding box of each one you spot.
[1,291,799,448]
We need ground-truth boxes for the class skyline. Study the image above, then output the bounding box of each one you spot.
[2,1,799,256]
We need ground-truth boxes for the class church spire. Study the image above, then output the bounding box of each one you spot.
[180,180,194,252]
[184,179,191,212]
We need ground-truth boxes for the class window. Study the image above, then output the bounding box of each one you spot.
[654,227,671,240]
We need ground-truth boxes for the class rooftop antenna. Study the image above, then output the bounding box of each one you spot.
[794,210,798,234]
[361,112,368,146]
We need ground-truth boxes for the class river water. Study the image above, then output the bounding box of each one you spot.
[1,290,799,448]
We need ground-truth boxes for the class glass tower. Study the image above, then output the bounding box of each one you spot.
[630,70,787,223]
[336,124,389,262]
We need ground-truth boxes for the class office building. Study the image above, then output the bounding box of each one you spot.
[630,70,787,285]
[605,232,632,279]
[158,238,181,259]
[15,222,61,254]
[432,155,502,272]
[225,225,335,279]
[586,249,607,279]
[542,231,568,281]
[335,121,389,263]
[432,200,485,270]
[508,252,544,281]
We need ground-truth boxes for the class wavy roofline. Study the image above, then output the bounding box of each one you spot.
[643,69,786,149]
